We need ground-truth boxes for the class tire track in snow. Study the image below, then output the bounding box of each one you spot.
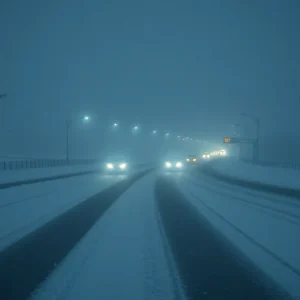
[155,175,287,300]
[187,179,300,227]
[0,170,151,300]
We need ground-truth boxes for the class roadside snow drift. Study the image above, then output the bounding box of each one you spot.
[210,159,300,190]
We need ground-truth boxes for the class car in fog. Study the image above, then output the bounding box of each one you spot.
[186,154,198,165]
[104,155,130,173]
[220,149,227,156]
[202,152,210,159]
[162,157,184,171]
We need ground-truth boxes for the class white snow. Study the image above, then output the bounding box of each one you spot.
[0,164,100,184]
[0,172,128,250]
[210,158,300,189]
[178,172,300,299]
[30,172,179,300]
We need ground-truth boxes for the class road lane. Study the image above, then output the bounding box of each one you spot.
[0,172,129,250]
[155,174,287,300]
[0,170,150,300]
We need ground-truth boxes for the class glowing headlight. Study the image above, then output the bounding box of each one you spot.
[119,163,127,169]
[106,163,114,169]
[193,158,197,162]
[176,162,183,168]
[202,155,206,158]
[186,158,190,162]
[165,161,172,168]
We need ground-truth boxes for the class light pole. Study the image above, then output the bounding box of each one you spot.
[241,113,260,162]
[66,115,90,164]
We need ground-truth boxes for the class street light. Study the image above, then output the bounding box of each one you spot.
[152,130,157,135]
[66,115,90,163]
[113,123,118,128]
[241,112,260,162]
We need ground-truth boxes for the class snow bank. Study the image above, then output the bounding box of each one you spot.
[0,164,100,184]
[210,158,300,190]
[0,162,154,185]
[0,172,128,251]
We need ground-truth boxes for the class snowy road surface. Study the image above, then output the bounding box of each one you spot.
[0,164,100,185]
[0,172,131,251]
[0,167,298,299]
[209,158,300,190]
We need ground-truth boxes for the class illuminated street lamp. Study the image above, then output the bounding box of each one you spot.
[66,115,90,163]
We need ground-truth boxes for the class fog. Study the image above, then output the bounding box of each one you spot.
[1,0,299,162]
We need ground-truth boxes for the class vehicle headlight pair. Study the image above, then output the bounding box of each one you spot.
[186,158,196,162]
[165,161,183,168]
[106,163,127,169]
[106,163,114,169]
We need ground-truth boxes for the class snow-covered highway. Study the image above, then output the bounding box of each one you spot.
[0,164,299,300]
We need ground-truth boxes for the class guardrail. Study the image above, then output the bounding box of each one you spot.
[240,159,300,170]
[0,159,99,171]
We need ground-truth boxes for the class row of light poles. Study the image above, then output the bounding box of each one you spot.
[66,115,91,163]
[65,115,204,163]
[234,112,260,162]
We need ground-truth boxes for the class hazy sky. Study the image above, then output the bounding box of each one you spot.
[1,0,300,157]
